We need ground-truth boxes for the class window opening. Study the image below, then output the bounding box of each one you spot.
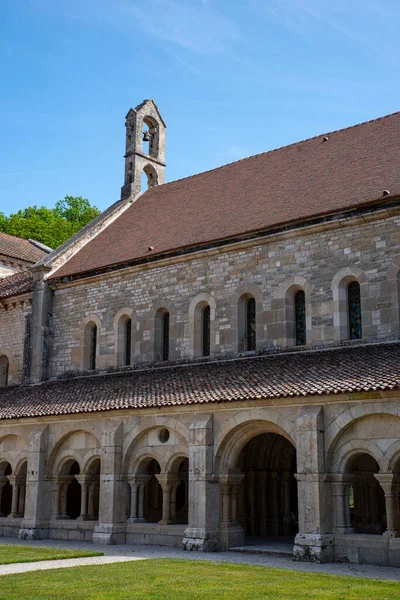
[295,290,306,346]
[348,281,362,339]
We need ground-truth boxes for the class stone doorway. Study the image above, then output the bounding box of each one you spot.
[237,432,298,541]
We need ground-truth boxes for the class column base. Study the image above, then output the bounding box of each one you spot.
[93,524,126,545]
[127,517,146,523]
[293,533,333,563]
[383,530,400,538]
[18,526,49,541]
[183,527,219,552]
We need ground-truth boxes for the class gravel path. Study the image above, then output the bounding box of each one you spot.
[0,537,399,580]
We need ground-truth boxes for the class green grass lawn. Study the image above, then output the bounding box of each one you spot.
[0,544,102,565]
[0,558,399,600]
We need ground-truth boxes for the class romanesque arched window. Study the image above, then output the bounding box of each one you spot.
[0,355,9,387]
[238,294,256,352]
[294,290,306,346]
[117,316,132,367]
[202,305,211,357]
[155,309,170,362]
[348,281,362,340]
[84,322,97,371]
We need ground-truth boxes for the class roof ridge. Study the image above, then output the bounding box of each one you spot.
[149,109,400,191]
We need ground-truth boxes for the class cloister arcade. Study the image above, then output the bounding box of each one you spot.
[0,407,400,566]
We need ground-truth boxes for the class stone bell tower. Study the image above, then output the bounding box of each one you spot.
[120,99,166,200]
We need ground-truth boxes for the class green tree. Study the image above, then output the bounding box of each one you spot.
[0,196,100,249]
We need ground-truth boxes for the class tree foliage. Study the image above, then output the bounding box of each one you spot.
[0,196,100,249]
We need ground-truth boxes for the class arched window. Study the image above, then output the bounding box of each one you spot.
[0,355,9,387]
[202,305,210,357]
[84,322,97,371]
[192,301,211,358]
[117,316,132,367]
[162,312,170,361]
[294,290,306,346]
[246,298,256,351]
[155,309,170,362]
[348,281,362,339]
[238,294,256,352]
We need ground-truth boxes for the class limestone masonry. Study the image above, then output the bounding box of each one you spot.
[1,99,400,566]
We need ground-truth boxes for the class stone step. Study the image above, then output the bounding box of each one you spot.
[229,543,293,558]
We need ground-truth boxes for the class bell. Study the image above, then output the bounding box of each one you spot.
[142,131,150,142]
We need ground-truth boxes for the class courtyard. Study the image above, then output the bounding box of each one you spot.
[0,538,399,599]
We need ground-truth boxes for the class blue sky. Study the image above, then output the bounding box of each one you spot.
[1,0,400,214]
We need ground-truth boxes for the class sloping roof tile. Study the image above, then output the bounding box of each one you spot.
[0,343,399,420]
[53,111,400,278]
[0,233,48,264]
[0,270,33,300]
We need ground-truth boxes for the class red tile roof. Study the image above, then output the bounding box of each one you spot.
[0,343,398,420]
[53,111,400,279]
[0,233,49,264]
[0,271,33,300]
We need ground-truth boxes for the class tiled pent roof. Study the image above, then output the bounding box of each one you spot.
[0,271,33,300]
[0,343,399,420]
[0,233,48,264]
[53,111,400,278]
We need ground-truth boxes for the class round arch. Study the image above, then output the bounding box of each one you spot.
[214,414,296,475]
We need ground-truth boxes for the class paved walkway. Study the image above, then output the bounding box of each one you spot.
[0,537,399,580]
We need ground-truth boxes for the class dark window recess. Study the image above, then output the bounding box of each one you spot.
[348,281,362,339]
[162,312,170,361]
[125,319,132,366]
[89,326,97,370]
[295,290,306,346]
[202,305,211,357]
[246,298,256,351]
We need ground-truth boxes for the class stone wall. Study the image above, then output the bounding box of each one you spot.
[50,210,400,377]
[0,299,31,385]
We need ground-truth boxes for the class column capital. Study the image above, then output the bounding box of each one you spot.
[219,473,244,491]
[126,474,151,486]
[374,473,395,494]
[156,473,181,492]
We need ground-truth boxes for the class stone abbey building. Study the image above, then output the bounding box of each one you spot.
[1,99,400,566]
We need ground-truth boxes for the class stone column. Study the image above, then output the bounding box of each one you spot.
[293,406,333,563]
[259,470,267,536]
[281,471,292,536]
[87,484,95,520]
[59,482,69,519]
[127,479,139,521]
[219,473,245,548]
[8,476,19,518]
[19,426,51,540]
[77,478,88,520]
[170,480,182,523]
[50,479,61,520]
[93,423,126,544]
[270,471,279,536]
[156,474,181,525]
[18,483,26,518]
[329,474,353,534]
[247,469,256,536]
[375,474,399,537]
[183,414,219,551]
